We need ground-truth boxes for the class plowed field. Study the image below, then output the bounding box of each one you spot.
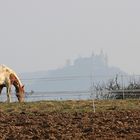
[0,100,140,140]
[0,111,140,139]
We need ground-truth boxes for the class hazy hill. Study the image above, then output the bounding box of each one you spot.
[21,52,126,92]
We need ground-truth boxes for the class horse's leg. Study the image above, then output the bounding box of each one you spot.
[6,85,12,103]
[0,85,4,95]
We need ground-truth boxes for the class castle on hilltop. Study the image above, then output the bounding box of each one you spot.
[73,50,108,69]
[22,51,126,91]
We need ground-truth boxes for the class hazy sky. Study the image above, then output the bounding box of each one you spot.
[0,0,140,74]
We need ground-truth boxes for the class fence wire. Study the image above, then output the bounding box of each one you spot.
[0,74,140,102]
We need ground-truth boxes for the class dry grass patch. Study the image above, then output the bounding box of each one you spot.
[0,99,139,114]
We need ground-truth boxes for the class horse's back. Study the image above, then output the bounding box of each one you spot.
[0,65,8,72]
[0,65,13,73]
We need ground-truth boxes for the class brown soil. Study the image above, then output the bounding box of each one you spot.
[0,110,140,140]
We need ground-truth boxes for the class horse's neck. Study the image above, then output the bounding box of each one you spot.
[10,74,22,87]
[10,73,23,93]
[11,73,22,87]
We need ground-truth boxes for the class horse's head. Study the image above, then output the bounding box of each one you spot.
[16,85,25,102]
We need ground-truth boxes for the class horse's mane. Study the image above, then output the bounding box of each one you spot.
[0,65,23,86]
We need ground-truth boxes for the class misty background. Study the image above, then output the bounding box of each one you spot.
[0,0,140,74]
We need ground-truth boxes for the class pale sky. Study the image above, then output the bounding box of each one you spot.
[0,0,140,74]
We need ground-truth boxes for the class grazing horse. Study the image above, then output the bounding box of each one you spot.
[0,65,25,103]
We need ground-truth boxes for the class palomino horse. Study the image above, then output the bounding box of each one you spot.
[0,65,25,103]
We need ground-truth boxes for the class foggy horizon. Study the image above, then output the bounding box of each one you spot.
[20,51,126,74]
[0,1,140,74]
